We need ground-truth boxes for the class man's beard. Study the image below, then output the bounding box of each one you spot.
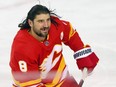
[34,27,49,38]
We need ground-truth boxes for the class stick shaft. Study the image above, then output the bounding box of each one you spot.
[79,79,84,87]
[79,67,88,87]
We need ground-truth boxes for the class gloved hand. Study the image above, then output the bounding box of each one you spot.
[74,45,99,73]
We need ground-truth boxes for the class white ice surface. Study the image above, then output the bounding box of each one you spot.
[0,0,116,87]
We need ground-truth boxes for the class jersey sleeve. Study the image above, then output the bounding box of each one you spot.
[10,52,43,87]
[61,21,99,72]
[61,21,84,51]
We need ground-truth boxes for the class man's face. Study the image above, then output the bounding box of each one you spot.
[29,13,51,38]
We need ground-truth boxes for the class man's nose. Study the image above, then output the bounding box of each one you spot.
[43,21,48,27]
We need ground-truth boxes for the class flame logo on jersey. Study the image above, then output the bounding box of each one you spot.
[40,45,62,79]
[60,32,64,40]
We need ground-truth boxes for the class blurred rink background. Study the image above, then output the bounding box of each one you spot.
[0,0,116,87]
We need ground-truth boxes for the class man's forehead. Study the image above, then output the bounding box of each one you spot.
[35,13,50,20]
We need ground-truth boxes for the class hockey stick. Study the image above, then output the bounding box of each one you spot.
[79,67,88,87]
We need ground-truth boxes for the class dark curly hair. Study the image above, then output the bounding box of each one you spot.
[18,4,60,30]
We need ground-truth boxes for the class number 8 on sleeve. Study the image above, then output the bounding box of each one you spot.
[19,61,27,72]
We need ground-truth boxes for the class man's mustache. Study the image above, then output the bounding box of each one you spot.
[41,27,49,30]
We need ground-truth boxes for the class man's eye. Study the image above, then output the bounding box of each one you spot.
[47,18,50,21]
[39,20,44,23]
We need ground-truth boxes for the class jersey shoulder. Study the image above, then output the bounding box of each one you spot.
[11,30,42,58]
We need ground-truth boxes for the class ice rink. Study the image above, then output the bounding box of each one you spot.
[0,0,116,87]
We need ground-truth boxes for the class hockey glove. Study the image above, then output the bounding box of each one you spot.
[74,45,99,73]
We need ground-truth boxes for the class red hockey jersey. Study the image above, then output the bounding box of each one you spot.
[10,17,99,87]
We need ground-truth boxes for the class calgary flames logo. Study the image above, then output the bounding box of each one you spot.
[39,45,62,79]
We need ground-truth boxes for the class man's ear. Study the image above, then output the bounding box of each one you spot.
[28,19,33,27]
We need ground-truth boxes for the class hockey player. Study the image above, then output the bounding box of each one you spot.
[9,4,99,87]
